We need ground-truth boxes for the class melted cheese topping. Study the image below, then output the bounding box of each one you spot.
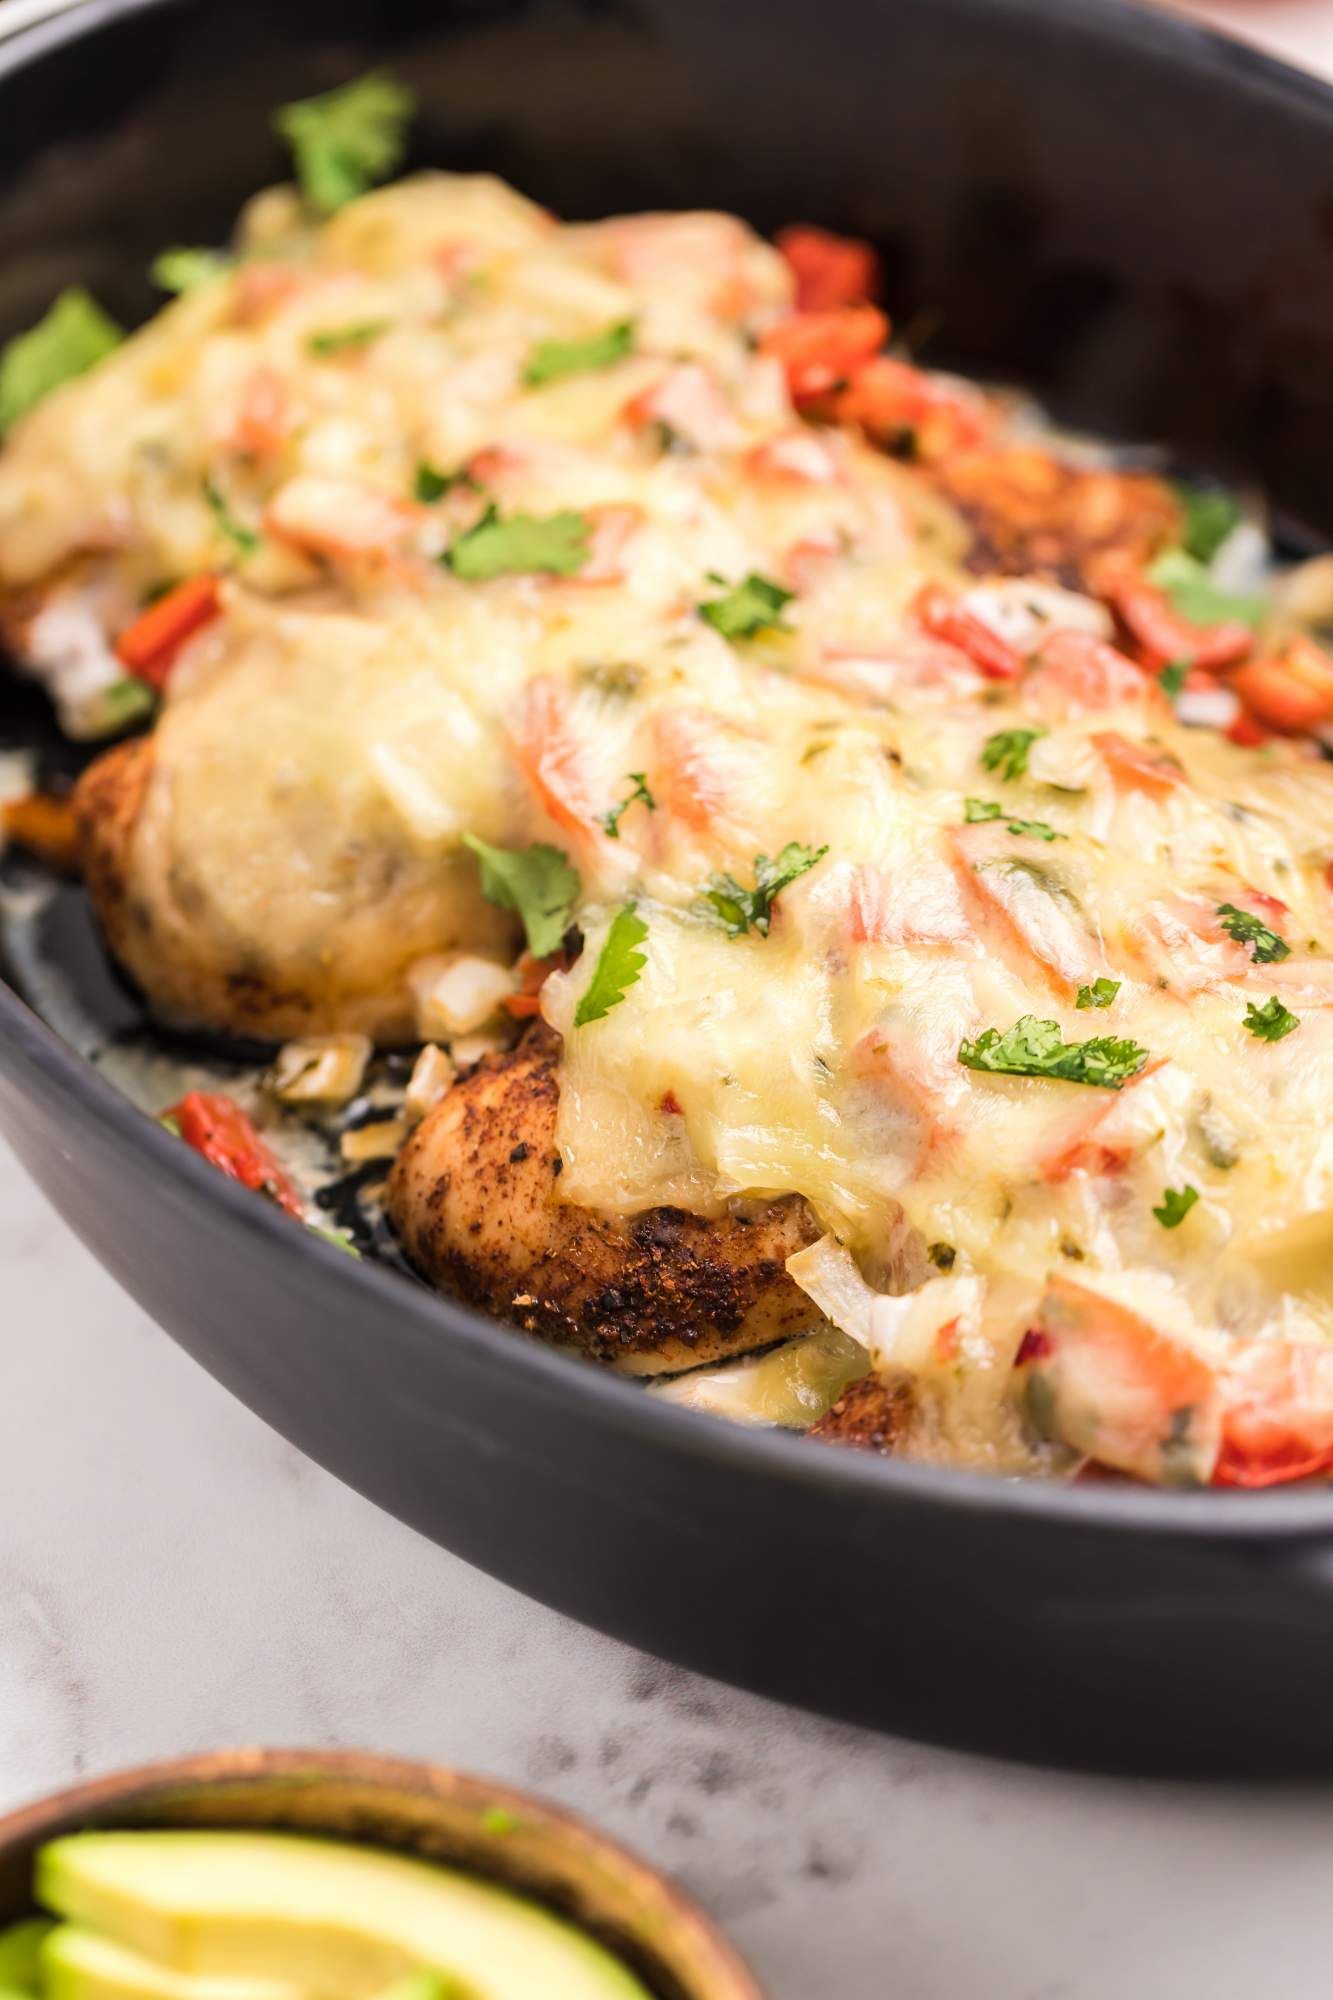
[7,171,1333,1477]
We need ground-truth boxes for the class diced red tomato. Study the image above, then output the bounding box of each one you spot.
[853,1020,962,1171]
[744,431,842,485]
[1231,636,1333,735]
[1091,731,1187,798]
[1035,1061,1163,1182]
[1103,571,1252,673]
[830,356,993,459]
[622,364,733,454]
[511,676,603,839]
[913,582,1023,681]
[776,224,881,311]
[603,213,756,319]
[759,305,889,406]
[951,821,1100,994]
[503,946,571,1018]
[569,504,642,586]
[227,365,290,459]
[265,475,417,561]
[230,263,301,326]
[116,575,222,691]
[1215,1340,1333,1488]
[652,707,747,836]
[163,1091,303,1218]
[848,858,973,948]
[1227,710,1271,748]
[1025,628,1151,715]
[1019,1275,1221,1485]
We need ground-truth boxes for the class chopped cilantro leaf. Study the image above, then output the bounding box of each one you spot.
[444,505,590,580]
[309,1223,361,1257]
[698,572,793,641]
[599,772,656,839]
[98,678,158,733]
[958,1015,1148,1089]
[1174,482,1240,566]
[522,319,635,388]
[1216,901,1290,964]
[980,726,1044,782]
[203,477,261,556]
[0,288,123,431]
[964,798,1062,841]
[1158,657,1189,701]
[1152,1184,1199,1229]
[308,319,390,356]
[1076,977,1121,1010]
[274,70,415,216]
[574,903,649,1026]
[151,246,230,295]
[461,834,580,960]
[414,461,474,503]
[700,842,828,938]
[1243,995,1299,1042]
[1147,549,1266,631]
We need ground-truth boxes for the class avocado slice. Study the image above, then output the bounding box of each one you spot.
[36,1833,652,2000]
[41,1925,310,2000]
[0,1918,53,1993]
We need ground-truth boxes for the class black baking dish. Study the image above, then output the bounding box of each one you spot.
[6,0,1333,1775]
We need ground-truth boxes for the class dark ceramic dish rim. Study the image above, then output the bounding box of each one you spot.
[3,0,1333,1538]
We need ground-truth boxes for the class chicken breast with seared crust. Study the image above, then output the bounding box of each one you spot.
[389,1028,823,1373]
[73,597,519,1042]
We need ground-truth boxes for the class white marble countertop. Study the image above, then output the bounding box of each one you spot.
[7,4,1333,1996]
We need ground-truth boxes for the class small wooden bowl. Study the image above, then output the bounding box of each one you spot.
[0,1748,762,2000]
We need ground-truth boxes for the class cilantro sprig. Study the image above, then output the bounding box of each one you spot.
[964,799,1063,842]
[461,835,580,959]
[980,727,1044,783]
[1174,482,1240,566]
[308,320,390,356]
[151,247,230,295]
[1147,549,1266,631]
[0,288,123,431]
[699,842,828,938]
[1243,995,1299,1043]
[574,904,649,1026]
[1076,978,1121,1010]
[599,772,656,840]
[203,477,261,556]
[958,1015,1148,1089]
[698,573,793,641]
[522,319,635,389]
[414,461,474,504]
[1216,902,1290,964]
[1158,658,1189,702]
[444,506,591,580]
[1153,1185,1199,1229]
[274,70,415,216]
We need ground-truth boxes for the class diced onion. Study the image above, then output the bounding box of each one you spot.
[264,1032,372,1106]
[409,953,517,1039]
[405,1043,457,1123]
[340,1116,408,1164]
[785,1234,913,1362]
[450,1029,507,1069]
[1174,684,1239,731]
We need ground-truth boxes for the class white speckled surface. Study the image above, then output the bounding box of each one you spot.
[8,4,1333,1994]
